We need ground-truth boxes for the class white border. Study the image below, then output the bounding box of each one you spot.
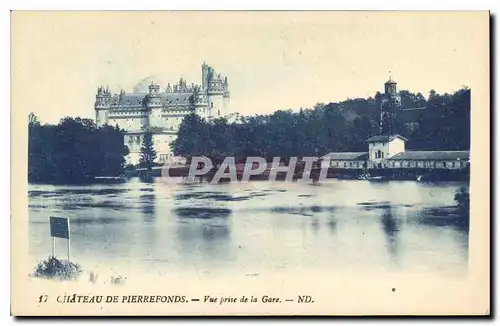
[3,1,498,325]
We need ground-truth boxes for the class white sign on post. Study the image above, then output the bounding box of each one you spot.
[49,216,71,262]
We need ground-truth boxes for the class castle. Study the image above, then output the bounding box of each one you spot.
[94,62,231,165]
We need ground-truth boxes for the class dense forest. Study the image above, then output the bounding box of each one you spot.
[171,87,471,165]
[28,114,129,183]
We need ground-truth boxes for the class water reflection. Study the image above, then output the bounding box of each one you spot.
[139,191,156,216]
[380,207,401,264]
[28,180,470,276]
[415,206,470,232]
[310,216,320,234]
[174,207,232,219]
[175,216,232,265]
[327,217,337,234]
[173,188,233,266]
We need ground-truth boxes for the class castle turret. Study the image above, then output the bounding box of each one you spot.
[148,82,160,95]
[146,82,162,108]
[95,85,111,127]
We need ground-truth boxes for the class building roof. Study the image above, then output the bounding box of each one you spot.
[387,151,470,161]
[111,94,146,107]
[365,134,408,143]
[161,92,193,106]
[385,78,396,84]
[109,91,196,108]
[320,152,368,160]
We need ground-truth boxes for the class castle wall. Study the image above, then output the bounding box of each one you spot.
[108,115,148,131]
[124,132,178,166]
[222,95,230,117]
[208,94,225,118]
[153,133,177,163]
[95,110,108,127]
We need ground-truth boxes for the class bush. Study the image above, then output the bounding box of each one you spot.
[32,256,83,281]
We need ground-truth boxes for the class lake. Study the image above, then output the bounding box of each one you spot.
[28,179,469,280]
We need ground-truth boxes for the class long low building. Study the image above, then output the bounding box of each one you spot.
[320,134,470,176]
[321,152,368,169]
[386,151,470,169]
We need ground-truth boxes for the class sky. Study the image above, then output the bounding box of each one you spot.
[11,11,488,124]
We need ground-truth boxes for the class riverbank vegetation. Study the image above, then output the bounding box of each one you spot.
[32,256,82,281]
[454,186,470,214]
[28,115,129,183]
[172,88,470,164]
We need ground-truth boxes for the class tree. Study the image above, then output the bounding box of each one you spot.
[28,112,40,126]
[171,87,470,163]
[139,132,157,171]
[28,117,128,183]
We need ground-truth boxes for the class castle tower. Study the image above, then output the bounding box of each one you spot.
[201,62,230,118]
[379,75,401,135]
[201,61,210,92]
[94,86,111,127]
[146,82,162,128]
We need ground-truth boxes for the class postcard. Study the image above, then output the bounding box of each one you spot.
[11,11,490,316]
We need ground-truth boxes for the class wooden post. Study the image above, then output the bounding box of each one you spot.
[52,237,55,257]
